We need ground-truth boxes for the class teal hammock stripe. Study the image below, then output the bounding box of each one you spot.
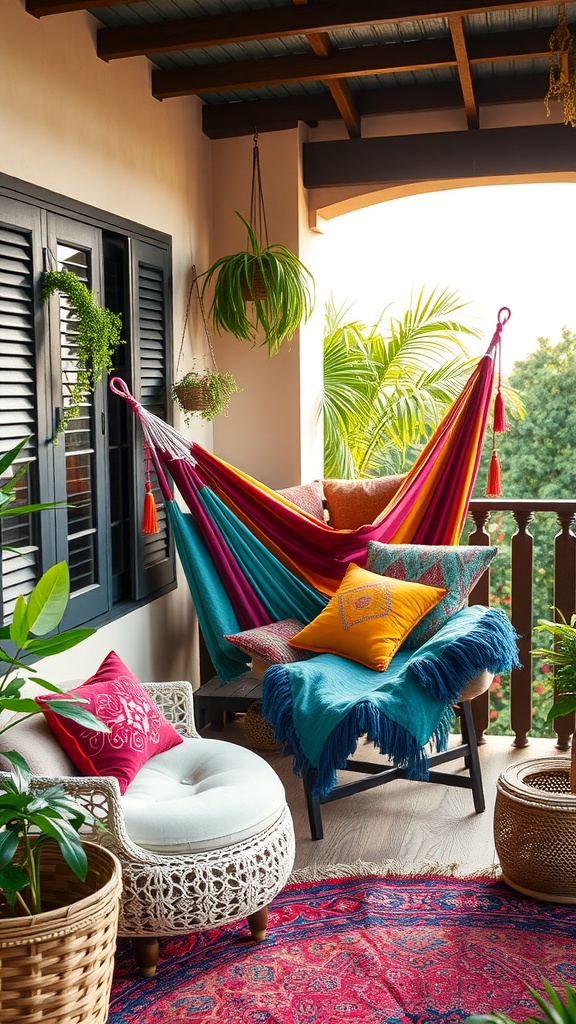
[167,493,327,682]
[167,501,250,683]
[199,487,327,625]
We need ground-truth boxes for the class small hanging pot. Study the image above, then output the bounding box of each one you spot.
[241,264,267,303]
[172,377,211,413]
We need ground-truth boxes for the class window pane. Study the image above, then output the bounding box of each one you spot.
[57,245,98,595]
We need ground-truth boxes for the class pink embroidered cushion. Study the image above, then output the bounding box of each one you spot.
[225,618,313,665]
[35,651,183,794]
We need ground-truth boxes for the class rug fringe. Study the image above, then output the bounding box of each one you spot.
[289,859,502,883]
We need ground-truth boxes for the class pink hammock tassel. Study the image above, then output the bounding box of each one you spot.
[493,390,508,433]
[486,449,502,497]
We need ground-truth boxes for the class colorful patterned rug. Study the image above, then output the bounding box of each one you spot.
[108,871,576,1023]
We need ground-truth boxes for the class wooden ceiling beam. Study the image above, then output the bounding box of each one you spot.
[26,0,135,15]
[95,0,558,61]
[201,73,549,138]
[153,39,457,99]
[303,30,362,139]
[202,93,341,139]
[152,27,552,99]
[302,123,576,188]
[449,16,479,128]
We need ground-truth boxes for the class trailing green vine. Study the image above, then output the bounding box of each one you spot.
[41,270,124,438]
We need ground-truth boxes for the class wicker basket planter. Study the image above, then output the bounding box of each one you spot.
[0,841,122,1024]
[494,757,576,904]
[242,701,280,751]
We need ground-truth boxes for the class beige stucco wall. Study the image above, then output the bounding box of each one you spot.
[1,0,213,687]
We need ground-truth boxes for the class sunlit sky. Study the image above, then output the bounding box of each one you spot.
[322,182,575,377]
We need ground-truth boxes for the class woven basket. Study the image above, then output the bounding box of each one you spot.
[173,379,211,412]
[241,266,267,302]
[494,757,576,903]
[0,841,122,1024]
[242,701,280,751]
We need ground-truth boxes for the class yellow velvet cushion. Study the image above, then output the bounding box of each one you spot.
[289,563,447,671]
[323,476,405,530]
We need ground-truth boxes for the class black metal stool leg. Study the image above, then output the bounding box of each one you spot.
[460,699,485,813]
[302,771,324,840]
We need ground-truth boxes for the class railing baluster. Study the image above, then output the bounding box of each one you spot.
[467,508,491,741]
[553,510,576,750]
[468,498,576,747]
[509,509,533,748]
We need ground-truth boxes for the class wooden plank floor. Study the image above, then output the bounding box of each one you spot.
[202,717,562,875]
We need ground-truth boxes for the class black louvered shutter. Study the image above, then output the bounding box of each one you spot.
[130,239,175,599]
[45,215,110,627]
[0,201,53,624]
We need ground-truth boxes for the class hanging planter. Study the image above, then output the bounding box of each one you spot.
[172,369,239,422]
[41,269,124,440]
[201,134,315,357]
[172,266,240,424]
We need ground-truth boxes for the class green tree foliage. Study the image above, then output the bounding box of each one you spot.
[323,287,481,479]
[482,330,576,499]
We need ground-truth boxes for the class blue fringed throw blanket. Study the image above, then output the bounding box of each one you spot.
[261,605,519,799]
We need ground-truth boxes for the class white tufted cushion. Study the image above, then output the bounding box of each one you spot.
[120,736,287,854]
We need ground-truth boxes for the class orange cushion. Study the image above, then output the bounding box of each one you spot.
[288,563,447,671]
[323,476,405,530]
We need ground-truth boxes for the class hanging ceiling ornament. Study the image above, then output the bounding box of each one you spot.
[544,5,576,127]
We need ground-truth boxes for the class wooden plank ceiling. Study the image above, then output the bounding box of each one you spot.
[25,0,575,140]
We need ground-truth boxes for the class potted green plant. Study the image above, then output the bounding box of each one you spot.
[41,269,124,438]
[201,212,315,357]
[172,368,240,423]
[0,438,121,1023]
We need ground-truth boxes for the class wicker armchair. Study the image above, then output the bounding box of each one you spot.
[2,681,295,977]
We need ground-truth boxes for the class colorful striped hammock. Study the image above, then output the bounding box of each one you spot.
[110,308,509,681]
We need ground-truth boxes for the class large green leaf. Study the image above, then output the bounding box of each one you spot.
[41,698,109,732]
[29,816,88,882]
[0,827,21,869]
[25,628,96,657]
[2,750,31,789]
[9,594,29,648]
[0,863,31,906]
[26,562,70,636]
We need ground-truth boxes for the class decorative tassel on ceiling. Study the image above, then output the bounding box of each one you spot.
[544,5,576,127]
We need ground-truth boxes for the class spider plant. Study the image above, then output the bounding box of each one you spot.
[201,213,315,356]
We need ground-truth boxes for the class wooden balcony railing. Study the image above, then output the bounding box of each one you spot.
[467,499,576,749]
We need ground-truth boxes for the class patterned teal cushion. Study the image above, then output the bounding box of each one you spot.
[365,542,498,649]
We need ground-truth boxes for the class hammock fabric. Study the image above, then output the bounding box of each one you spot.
[110,308,510,681]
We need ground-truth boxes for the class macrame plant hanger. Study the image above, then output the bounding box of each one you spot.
[244,130,269,301]
[173,266,221,416]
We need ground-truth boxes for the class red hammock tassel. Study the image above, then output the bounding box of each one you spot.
[143,483,160,534]
[493,389,508,433]
[142,441,160,534]
[486,450,502,497]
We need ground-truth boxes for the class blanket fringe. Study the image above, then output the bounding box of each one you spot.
[409,607,521,702]
[289,859,502,883]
